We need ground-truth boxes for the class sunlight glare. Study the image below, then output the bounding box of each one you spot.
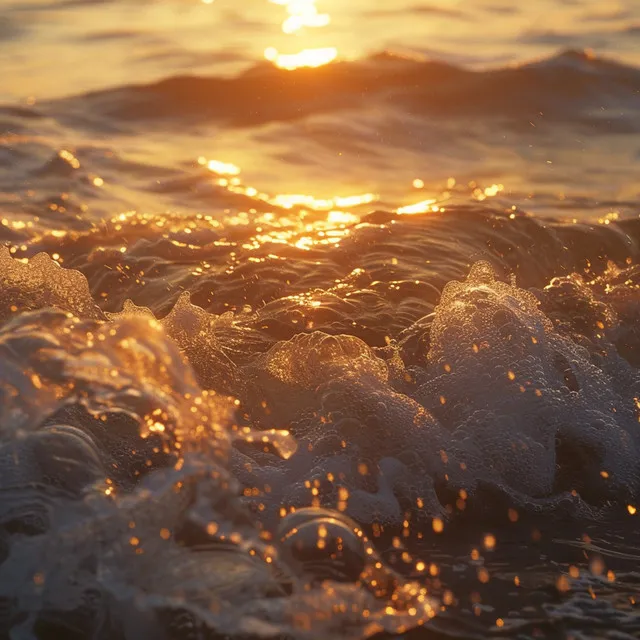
[206,160,241,176]
[264,46,337,70]
[266,0,336,70]
[396,199,437,215]
[199,155,377,219]
[270,0,330,34]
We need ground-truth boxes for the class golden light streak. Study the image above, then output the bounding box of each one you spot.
[396,199,437,215]
[199,155,377,212]
[327,210,359,224]
[206,159,241,175]
[334,194,377,207]
[264,46,337,70]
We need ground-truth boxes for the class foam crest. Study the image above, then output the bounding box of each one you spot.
[0,247,103,324]
[236,334,447,526]
[1,218,640,633]
[415,260,640,508]
[0,300,430,638]
[263,331,388,387]
[0,309,234,465]
[236,261,640,528]
[240,331,392,436]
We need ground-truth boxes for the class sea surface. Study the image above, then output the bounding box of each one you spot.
[1,1,640,638]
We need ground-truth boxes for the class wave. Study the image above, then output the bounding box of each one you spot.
[2,206,640,517]
[12,205,640,318]
[47,50,640,131]
[0,275,435,639]
[1,202,640,635]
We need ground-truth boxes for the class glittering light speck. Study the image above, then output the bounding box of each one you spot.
[207,160,241,176]
[397,199,437,215]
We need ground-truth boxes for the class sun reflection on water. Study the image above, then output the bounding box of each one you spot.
[191,158,506,256]
[270,0,331,34]
[190,156,385,254]
[265,0,337,70]
[201,156,378,215]
[202,158,241,176]
[264,46,338,70]
[396,199,439,215]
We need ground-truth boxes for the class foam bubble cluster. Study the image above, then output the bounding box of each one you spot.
[0,255,436,637]
[1,216,640,636]
[236,261,640,527]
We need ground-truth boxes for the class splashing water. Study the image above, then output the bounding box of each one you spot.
[2,0,640,637]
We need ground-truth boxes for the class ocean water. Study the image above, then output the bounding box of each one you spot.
[1,0,640,638]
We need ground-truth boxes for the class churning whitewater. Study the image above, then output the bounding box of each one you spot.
[2,0,640,636]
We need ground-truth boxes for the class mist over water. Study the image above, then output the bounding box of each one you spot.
[1,1,640,638]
